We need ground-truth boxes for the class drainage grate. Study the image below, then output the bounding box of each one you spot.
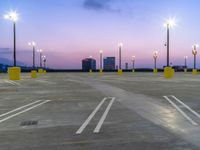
[20,120,38,126]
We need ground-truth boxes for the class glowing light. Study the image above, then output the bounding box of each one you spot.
[118,42,123,47]
[192,44,199,50]
[37,49,43,52]
[100,50,103,54]
[164,18,176,28]
[89,55,92,58]
[184,56,188,59]
[28,41,36,46]
[4,11,19,22]
[153,51,158,58]
[132,56,136,61]
[42,55,46,60]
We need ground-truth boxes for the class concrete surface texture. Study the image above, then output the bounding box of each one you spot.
[0,72,200,150]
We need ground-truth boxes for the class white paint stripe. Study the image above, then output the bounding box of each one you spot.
[0,100,42,118]
[171,95,200,119]
[76,97,107,134]
[0,100,50,123]
[163,96,198,126]
[4,80,15,85]
[94,97,115,133]
[8,80,20,86]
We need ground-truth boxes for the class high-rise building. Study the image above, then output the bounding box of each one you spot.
[103,57,115,70]
[82,58,96,71]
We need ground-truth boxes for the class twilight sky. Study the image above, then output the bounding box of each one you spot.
[0,0,200,69]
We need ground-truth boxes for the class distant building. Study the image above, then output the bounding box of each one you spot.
[103,57,115,70]
[82,58,96,71]
[125,63,128,70]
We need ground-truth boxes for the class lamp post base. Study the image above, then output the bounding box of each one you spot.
[192,69,198,75]
[153,69,158,74]
[118,69,123,75]
[31,70,37,78]
[164,67,174,79]
[100,69,103,76]
[8,67,21,80]
[38,69,43,74]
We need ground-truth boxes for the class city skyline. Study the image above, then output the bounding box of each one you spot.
[0,0,200,69]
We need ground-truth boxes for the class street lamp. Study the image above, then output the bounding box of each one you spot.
[132,56,136,72]
[42,55,46,69]
[153,51,158,69]
[192,44,198,75]
[163,18,176,78]
[164,18,176,67]
[37,49,43,68]
[28,41,36,69]
[99,50,103,74]
[4,11,19,66]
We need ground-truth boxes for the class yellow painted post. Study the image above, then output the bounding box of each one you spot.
[43,70,47,74]
[38,69,43,74]
[153,69,158,74]
[31,70,37,78]
[89,69,92,75]
[164,67,174,79]
[192,69,198,75]
[118,69,123,75]
[100,69,103,76]
[8,67,21,80]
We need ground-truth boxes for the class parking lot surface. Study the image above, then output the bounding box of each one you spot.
[0,72,200,150]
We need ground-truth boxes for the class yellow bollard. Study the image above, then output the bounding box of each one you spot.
[153,69,158,74]
[192,69,198,75]
[164,67,174,79]
[89,69,92,75]
[31,70,37,78]
[118,69,123,75]
[43,70,47,74]
[38,69,43,74]
[8,67,21,80]
[100,69,103,76]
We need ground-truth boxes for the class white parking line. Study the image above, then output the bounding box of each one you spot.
[76,97,107,134]
[0,100,42,118]
[171,95,200,119]
[4,80,20,86]
[163,96,198,126]
[94,97,115,133]
[0,100,50,123]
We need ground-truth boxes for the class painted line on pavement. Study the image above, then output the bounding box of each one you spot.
[164,96,198,126]
[171,95,200,119]
[4,80,20,86]
[94,97,115,133]
[0,100,42,118]
[76,97,107,134]
[0,100,51,123]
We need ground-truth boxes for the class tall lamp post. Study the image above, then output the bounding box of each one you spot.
[153,51,158,73]
[118,42,123,75]
[192,44,198,75]
[4,11,18,67]
[163,18,176,78]
[4,11,21,80]
[132,56,136,72]
[37,49,43,68]
[28,41,36,69]
[100,50,103,74]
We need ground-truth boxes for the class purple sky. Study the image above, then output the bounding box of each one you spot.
[0,0,200,69]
